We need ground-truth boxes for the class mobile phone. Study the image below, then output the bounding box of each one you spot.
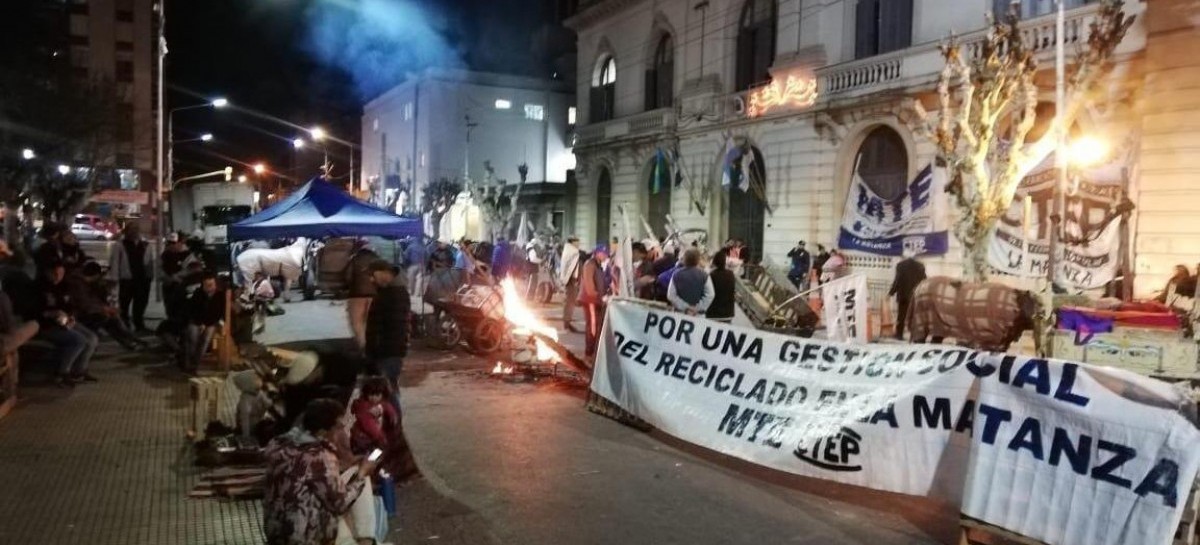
[367,448,383,462]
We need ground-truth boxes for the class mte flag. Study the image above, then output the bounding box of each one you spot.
[838,164,949,256]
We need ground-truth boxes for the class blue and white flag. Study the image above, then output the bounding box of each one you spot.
[837,164,949,256]
[720,137,742,190]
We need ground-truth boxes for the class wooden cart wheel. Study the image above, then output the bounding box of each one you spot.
[435,311,462,349]
[468,318,505,354]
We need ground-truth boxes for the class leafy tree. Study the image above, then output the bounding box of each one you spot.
[915,1,1134,281]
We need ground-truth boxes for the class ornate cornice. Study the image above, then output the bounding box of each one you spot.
[564,0,646,31]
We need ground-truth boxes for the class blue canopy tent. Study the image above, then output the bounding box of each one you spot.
[228,177,422,241]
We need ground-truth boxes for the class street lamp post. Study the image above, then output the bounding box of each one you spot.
[164,98,227,242]
[310,127,356,192]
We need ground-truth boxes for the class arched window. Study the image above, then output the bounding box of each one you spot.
[646,157,672,236]
[595,168,612,243]
[736,0,777,91]
[854,126,908,201]
[645,34,674,111]
[591,56,617,122]
[855,0,913,59]
[728,146,766,264]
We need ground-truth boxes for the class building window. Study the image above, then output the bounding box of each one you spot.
[736,0,777,91]
[524,104,545,121]
[646,158,672,236]
[993,0,1093,19]
[494,99,512,110]
[855,0,913,59]
[645,34,674,111]
[69,35,89,46]
[590,56,616,122]
[402,102,413,121]
[116,153,134,168]
[116,41,133,52]
[568,106,577,125]
[854,126,908,201]
[116,60,133,82]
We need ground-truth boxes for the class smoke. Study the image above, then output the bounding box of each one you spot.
[303,0,463,101]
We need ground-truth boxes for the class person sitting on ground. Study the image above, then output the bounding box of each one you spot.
[351,376,416,482]
[706,251,737,323]
[71,261,147,350]
[667,248,715,317]
[182,272,225,373]
[233,369,274,443]
[32,260,100,387]
[263,398,375,545]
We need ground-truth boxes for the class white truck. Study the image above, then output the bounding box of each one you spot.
[170,181,256,245]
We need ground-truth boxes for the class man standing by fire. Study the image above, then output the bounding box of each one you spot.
[578,243,610,359]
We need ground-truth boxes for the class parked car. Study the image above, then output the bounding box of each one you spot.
[74,214,118,237]
[71,222,112,240]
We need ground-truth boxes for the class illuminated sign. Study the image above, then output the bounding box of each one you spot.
[746,74,819,118]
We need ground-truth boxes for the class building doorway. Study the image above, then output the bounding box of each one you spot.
[726,146,766,263]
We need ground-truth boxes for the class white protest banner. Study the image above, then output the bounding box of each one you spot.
[988,155,1125,289]
[594,300,1200,545]
[838,165,949,256]
[821,274,870,344]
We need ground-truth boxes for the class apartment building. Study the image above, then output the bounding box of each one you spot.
[566,0,1199,297]
[67,0,157,195]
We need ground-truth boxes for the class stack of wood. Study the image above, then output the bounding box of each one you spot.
[188,467,266,500]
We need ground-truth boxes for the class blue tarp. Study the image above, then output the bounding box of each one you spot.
[228,177,422,241]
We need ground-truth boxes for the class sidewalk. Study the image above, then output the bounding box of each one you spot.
[0,344,264,544]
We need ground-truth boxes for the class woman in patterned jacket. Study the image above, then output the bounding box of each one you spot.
[264,398,377,545]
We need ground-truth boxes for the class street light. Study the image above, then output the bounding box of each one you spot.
[1066,136,1108,167]
[211,97,229,108]
[57,164,71,175]
[310,127,326,141]
[21,148,35,160]
[292,138,306,149]
[200,133,214,142]
[238,175,247,183]
[253,163,266,174]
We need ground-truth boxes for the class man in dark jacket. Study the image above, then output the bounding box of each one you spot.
[33,260,100,387]
[578,244,609,358]
[365,260,410,391]
[182,272,225,372]
[786,241,812,290]
[667,248,714,316]
[345,240,380,352]
[889,252,927,340]
[71,261,146,350]
[706,251,737,322]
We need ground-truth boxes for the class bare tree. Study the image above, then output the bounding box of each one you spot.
[419,177,463,240]
[914,0,1134,281]
[468,161,527,242]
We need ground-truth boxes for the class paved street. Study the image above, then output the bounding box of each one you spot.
[0,294,958,545]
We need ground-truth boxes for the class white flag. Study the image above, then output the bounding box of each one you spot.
[821,274,870,343]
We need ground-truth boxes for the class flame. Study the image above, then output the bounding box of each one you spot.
[492,361,504,374]
[501,278,559,362]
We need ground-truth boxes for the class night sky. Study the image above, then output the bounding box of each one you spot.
[167,0,567,189]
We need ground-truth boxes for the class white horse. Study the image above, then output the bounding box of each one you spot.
[236,238,307,302]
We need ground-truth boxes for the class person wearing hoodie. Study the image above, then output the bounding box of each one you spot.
[578,244,610,358]
[558,236,582,333]
[232,370,273,442]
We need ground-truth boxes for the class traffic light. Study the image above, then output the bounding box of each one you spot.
[224,167,233,181]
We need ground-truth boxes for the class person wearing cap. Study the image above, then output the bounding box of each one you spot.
[32,260,100,387]
[667,248,715,316]
[787,240,812,290]
[182,272,225,373]
[558,236,582,333]
[160,232,192,320]
[578,243,610,357]
[364,261,410,392]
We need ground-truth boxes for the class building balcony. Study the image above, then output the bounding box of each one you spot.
[576,108,676,148]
